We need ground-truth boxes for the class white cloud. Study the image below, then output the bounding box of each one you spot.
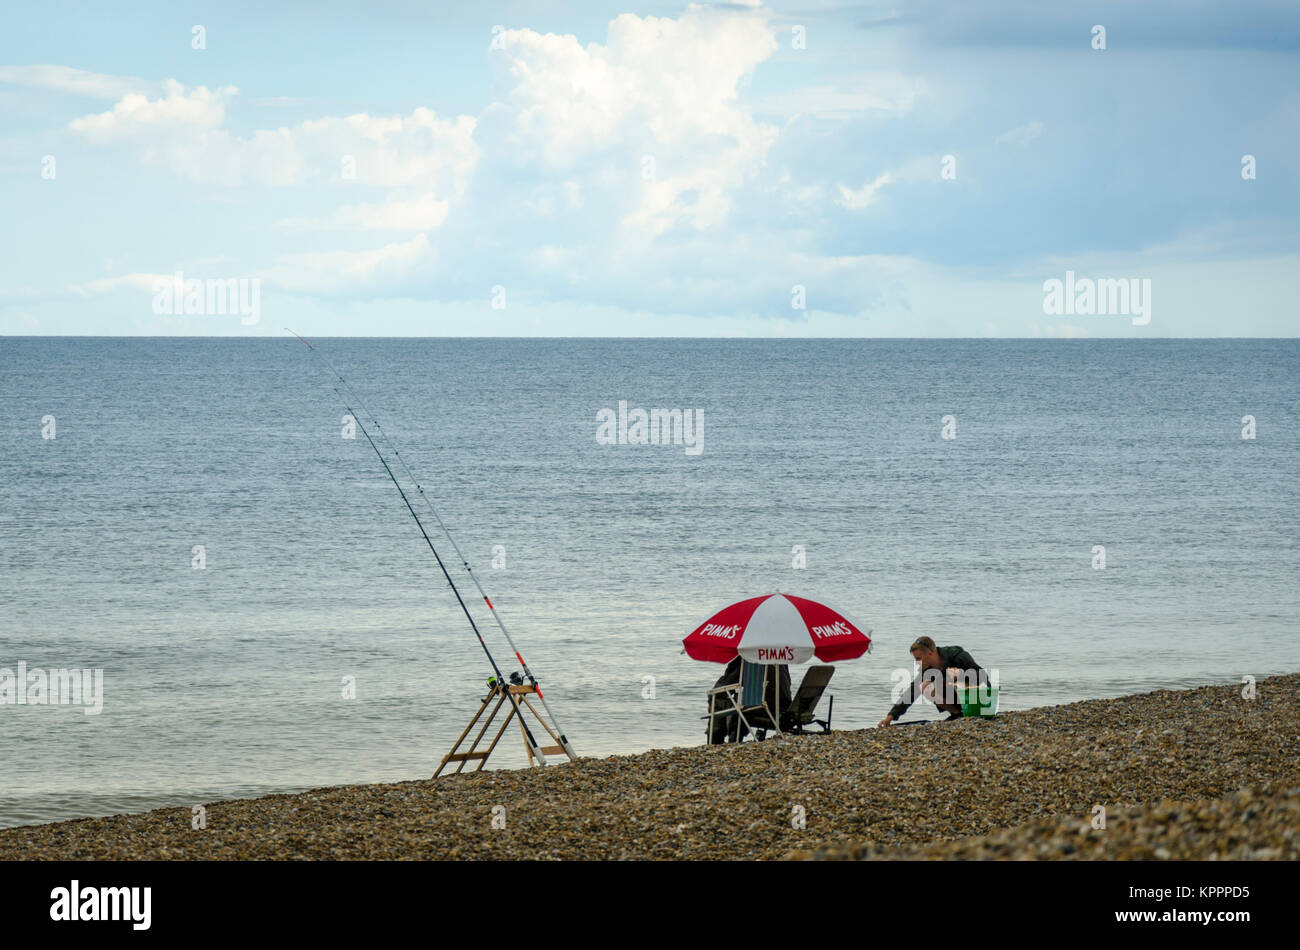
[69,80,233,141]
[258,234,433,293]
[995,120,1044,145]
[279,193,451,231]
[0,64,156,99]
[68,273,172,296]
[49,1,787,295]
[486,5,780,235]
[42,4,897,312]
[836,172,894,210]
[68,82,478,189]
[67,244,440,299]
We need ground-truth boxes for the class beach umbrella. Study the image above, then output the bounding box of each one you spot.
[683,593,871,665]
[683,593,871,736]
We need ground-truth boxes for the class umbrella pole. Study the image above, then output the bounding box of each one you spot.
[775,665,782,738]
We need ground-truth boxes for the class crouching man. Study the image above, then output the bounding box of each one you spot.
[877,636,989,727]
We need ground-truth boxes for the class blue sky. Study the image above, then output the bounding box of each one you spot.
[2,0,1298,336]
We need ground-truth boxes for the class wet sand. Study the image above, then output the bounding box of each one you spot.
[2,674,1295,860]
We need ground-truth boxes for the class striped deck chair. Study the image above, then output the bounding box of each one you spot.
[706,661,779,744]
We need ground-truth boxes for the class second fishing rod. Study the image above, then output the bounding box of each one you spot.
[291,333,550,766]
[292,332,576,762]
[290,330,576,763]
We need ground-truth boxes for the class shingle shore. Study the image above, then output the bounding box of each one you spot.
[795,784,1299,860]
[2,674,1296,860]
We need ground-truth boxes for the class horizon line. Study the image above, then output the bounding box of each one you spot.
[3,335,1299,342]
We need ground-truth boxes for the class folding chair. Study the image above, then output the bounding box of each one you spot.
[781,665,834,734]
[706,660,775,744]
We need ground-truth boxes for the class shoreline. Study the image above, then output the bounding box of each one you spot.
[2,674,1296,860]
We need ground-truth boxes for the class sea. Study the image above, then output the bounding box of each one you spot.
[1,338,1296,828]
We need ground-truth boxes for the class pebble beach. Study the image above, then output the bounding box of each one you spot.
[2,674,1296,861]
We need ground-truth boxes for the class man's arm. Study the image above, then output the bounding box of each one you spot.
[881,672,921,724]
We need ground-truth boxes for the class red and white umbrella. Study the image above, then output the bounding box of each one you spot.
[683,593,871,665]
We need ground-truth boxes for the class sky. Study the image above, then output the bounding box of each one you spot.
[1,0,1298,337]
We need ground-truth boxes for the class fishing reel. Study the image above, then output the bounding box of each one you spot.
[485,671,525,696]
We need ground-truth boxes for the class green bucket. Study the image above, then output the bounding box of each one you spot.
[954,684,999,717]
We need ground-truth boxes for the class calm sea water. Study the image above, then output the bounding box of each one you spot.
[1,338,1297,828]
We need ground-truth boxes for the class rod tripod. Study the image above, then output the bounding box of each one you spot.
[435,682,570,777]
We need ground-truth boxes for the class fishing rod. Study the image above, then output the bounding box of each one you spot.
[288,330,550,767]
[288,330,577,761]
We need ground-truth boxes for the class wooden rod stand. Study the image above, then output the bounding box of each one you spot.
[434,682,568,777]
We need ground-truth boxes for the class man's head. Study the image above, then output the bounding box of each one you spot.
[909,635,941,668]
